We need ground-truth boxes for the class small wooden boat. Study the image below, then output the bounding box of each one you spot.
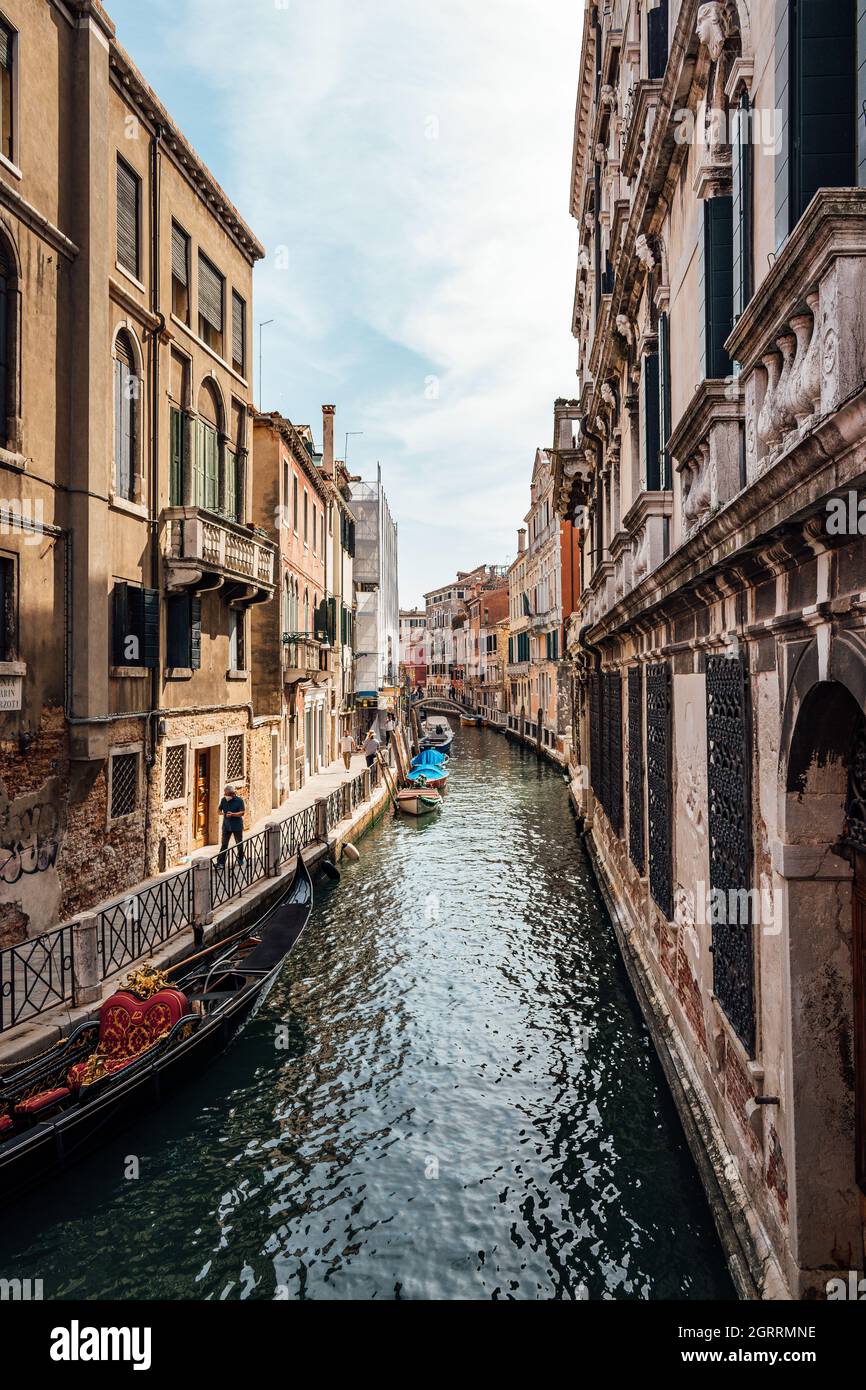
[420,716,454,754]
[406,765,449,794]
[0,854,313,1204]
[459,714,481,727]
[396,787,442,817]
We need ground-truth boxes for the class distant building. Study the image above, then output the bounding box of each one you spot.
[399,609,428,690]
[349,467,398,723]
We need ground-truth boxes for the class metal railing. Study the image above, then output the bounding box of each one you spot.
[279,804,317,864]
[210,828,270,910]
[0,762,388,1034]
[98,867,194,977]
[0,923,74,1033]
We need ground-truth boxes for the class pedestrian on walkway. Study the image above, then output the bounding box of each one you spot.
[362,728,380,768]
[217,784,245,868]
[384,714,395,747]
[340,729,356,770]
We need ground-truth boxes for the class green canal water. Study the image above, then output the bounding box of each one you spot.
[0,727,734,1300]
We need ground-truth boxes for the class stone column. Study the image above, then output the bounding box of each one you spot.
[192,858,213,930]
[71,913,100,1007]
[266,820,282,876]
[315,797,329,842]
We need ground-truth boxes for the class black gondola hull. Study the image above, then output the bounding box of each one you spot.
[0,855,312,1203]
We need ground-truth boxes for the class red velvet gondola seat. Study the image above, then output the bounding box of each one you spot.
[66,986,190,1092]
[0,1110,13,1135]
[14,1085,71,1119]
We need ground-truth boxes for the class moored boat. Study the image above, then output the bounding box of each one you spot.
[397,790,441,815]
[420,716,454,754]
[0,854,313,1203]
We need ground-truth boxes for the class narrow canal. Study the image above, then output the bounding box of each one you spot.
[1,727,733,1300]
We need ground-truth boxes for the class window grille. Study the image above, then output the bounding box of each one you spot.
[110,752,139,819]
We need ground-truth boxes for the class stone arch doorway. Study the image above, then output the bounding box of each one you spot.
[780,673,865,1283]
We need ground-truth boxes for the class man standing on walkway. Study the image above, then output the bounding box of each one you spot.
[384,713,395,747]
[340,728,356,771]
[362,728,380,768]
[217,783,245,868]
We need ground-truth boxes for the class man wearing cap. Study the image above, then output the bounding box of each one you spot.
[217,783,245,867]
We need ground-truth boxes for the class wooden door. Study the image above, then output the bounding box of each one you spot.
[193,749,210,848]
[854,853,866,1192]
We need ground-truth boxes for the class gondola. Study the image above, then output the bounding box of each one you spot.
[0,853,313,1204]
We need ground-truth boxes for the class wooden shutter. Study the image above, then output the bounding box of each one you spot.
[225,449,237,520]
[140,587,160,668]
[170,407,184,506]
[232,291,245,373]
[643,351,661,490]
[116,158,139,277]
[198,253,223,333]
[701,196,734,380]
[732,92,753,320]
[792,0,856,225]
[112,581,129,666]
[171,224,188,285]
[204,425,219,511]
[190,596,202,669]
[192,418,205,507]
[0,23,12,71]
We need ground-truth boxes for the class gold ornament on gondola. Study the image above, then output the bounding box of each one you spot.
[124,963,171,1000]
[77,1050,110,1088]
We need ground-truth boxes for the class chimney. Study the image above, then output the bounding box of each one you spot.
[517,527,526,553]
[322,404,336,477]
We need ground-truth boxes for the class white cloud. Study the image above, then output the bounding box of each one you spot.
[119,0,579,604]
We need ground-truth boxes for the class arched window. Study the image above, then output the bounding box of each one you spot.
[283,573,291,632]
[304,588,310,635]
[195,379,222,512]
[113,330,138,500]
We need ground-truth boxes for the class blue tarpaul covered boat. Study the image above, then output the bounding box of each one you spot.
[410,749,448,770]
[406,764,448,792]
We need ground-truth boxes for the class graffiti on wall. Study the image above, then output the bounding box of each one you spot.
[0,779,66,885]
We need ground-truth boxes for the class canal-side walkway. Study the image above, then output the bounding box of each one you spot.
[0,752,393,1069]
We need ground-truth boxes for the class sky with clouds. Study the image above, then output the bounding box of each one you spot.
[109,0,580,606]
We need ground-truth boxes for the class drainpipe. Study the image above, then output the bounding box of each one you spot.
[144,121,164,870]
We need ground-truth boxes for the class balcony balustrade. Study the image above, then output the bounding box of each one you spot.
[282,632,331,682]
[162,507,275,601]
[726,190,866,487]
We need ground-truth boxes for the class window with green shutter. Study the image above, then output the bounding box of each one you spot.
[790,0,856,227]
[166,593,200,669]
[700,197,734,381]
[112,583,159,667]
[643,351,661,490]
[658,312,672,490]
[116,157,140,279]
[647,0,669,80]
[0,21,15,165]
[113,332,137,501]
[194,419,219,511]
[190,596,201,669]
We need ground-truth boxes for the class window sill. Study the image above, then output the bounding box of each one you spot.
[115,261,146,294]
[0,446,27,472]
[110,666,148,679]
[0,660,26,677]
[166,667,193,680]
[109,493,148,520]
[0,153,22,182]
[163,797,188,810]
[226,669,248,681]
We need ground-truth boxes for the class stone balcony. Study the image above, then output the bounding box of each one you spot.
[162,508,276,604]
[668,379,744,544]
[726,189,866,487]
[620,78,663,182]
[282,633,331,683]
